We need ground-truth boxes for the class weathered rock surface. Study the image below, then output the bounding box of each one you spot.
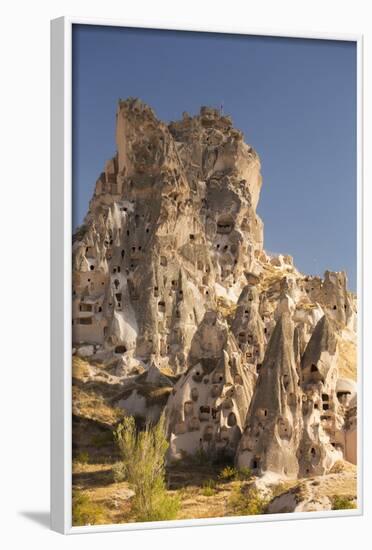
[72,98,357,481]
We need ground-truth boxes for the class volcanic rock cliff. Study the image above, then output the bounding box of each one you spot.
[72,98,357,480]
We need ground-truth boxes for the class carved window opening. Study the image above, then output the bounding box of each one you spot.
[79,303,92,312]
[115,345,127,354]
[78,317,92,325]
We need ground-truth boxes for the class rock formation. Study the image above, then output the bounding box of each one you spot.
[165,311,256,460]
[236,313,303,478]
[72,98,357,481]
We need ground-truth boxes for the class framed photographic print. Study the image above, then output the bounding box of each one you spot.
[51,17,363,534]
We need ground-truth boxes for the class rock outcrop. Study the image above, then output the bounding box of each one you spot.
[165,311,256,460]
[236,313,303,478]
[72,98,357,480]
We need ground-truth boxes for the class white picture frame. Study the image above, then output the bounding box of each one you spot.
[50,16,363,534]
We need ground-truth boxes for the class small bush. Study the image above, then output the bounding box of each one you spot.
[228,486,268,516]
[219,466,238,481]
[202,479,217,497]
[218,466,252,482]
[75,451,89,465]
[112,461,127,483]
[332,496,357,510]
[72,491,104,526]
[136,492,180,522]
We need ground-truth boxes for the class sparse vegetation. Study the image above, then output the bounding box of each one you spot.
[72,491,105,526]
[228,486,268,516]
[331,496,357,510]
[112,461,127,483]
[237,467,252,481]
[201,479,217,497]
[114,414,179,521]
[219,465,238,481]
[218,466,252,482]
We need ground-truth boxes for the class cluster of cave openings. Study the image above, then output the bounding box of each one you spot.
[322,393,330,411]
[217,215,234,235]
[112,266,121,274]
[115,293,122,309]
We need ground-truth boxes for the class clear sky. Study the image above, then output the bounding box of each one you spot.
[72,25,357,290]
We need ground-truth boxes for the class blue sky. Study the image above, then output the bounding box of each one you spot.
[72,25,357,290]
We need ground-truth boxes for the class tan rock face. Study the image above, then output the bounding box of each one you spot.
[165,311,256,461]
[236,313,303,478]
[72,98,357,477]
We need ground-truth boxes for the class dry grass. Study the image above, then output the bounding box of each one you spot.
[72,356,92,380]
[72,463,135,525]
[72,386,125,427]
[71,460,358,526]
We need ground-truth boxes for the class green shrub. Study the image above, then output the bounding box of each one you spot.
[218,465,252,482]
[114,414,179,522]
[72,491,104,526]
[112,461,127,483]
[332,496,357,510]
[219,466,239,481]
[136,491,180,522]
[75,451,89,465]
[228,486,268,516]
[202,479,217,497]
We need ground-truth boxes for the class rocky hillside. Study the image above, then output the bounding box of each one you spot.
[72,98,357,484]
